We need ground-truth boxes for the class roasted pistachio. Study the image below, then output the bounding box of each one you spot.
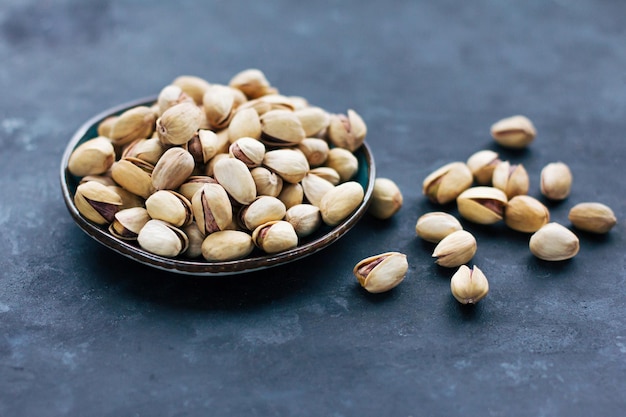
[319,181,364,226]
[204,153,230,177]
[262,149,310,184]
[239,196,286,231]
[74,181,123,225]
[540,162,572,200]
[492,161,529,198]
[260,110,306,147]
[97,116,117,138]
[107,185,145,210]
[490,115,536,148]
[456,186,508,224]
[252,220,298,254]
[466,150,500,185]
[191,183,233,235]
[368,178,403,220]
[277,182,304,209]
[137,219,189,258]
[250,167,283,197]
[504,195,550,233]
[178,175,218,202]
[145,190,193,227]
[294,107,330,137]
[182,222,205,258]
[301,173,334,207]
[213,157,257,205]
[285,204,322,237]
[187,130,220,164]
[353,252,408,293]
[297,138,329,167]
[422,162,473,205]
[202,84,238,130]
[229,137,265,168]
[109,207,150,240]
[156,102,203,146]
[109,106,156,146]
[229,68,275,99]
[325,148,358,182]
[110,157,155,199]
[309,167,341,185]
[568,202,617,234]
[157,84,194,115]
[151,147,195,191]
[172,75,212,105]
[228,107,262,142]
[432,230,477,268]
[415,212,463,243]
[529,222,579,261]
[125,137,165,165]
[327,109,367,152]
[68,136,115,177]
[201,230,255,261]
[450,265,489,304]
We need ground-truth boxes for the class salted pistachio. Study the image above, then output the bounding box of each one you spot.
[262,149,310,184]
[250,167,283,197]
[110,157,155,199]
[568,202,617,234]
[229,68,276,99]
[187,130,220,164]
[492,161,529,198]
[68,136,115,177]
[107,185,145,210]
[540,162,572,200]
[277,182,304,209]
[156,102,203,146]
[529,222,579,261]
[297,138,329,167]
[309,167,341,185]
[415,212,463,243]
[182,222,205,258]
[457,186,508,225]
[213,158,257,205]
[422,162,473,205]
[353,252,408,294]
[228,107,262,142]
[229,137,265,168]
[137,219,189,258]
[201,230,255,261]
[294,107,330,137]
[145,190,193,227]
[202,84,238,130]
[368,178,403,220]
[285,204,322,238]
[74,181,123,225]
[151,147,195,190]
[319,181,364,226]
[97,116,117,138]
[178,175,218,202]
[504,195,550,233]
[432,230,477,268]
[204,153,230,177]
[172,75,212,105]
[109,207,150,240]
[191,183,233,235]
[157,84,194,116]
[466,150,500,185]
[124,137,165,165]
[490,115,536,149]
[252,220,298,254]
[450,265,489,304]
[327,109,367,152]
[325,148,358,182]
[239,196,286,231]
[108,106,156,147]
[301,173,334,207]
[260,109,306,147]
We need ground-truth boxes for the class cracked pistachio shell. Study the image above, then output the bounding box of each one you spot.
[492,161,529,198]
[504,195,550,233]
[229,68,276,99]
[250,167,283,197]
[529,222,579,261]
[432,230,477,268]
[109,207,150,240]
[540,162,572,201]
[151,147,195,191]
[319,181,364,226]
[239,196,287,231]
[295,107,330,137]
[74,181,122,225]
[309,167,341,186]
[172,75,212,105]
[285,204,322,238]
[262,149,310,184]
[353,252,408,294]
[110,157,155,199]
[123,137,165,165]
[252,220,298,254]
[457,186,508,225]
[568,202,617,234]
[301,173,334,207]
[156,102,203,146]
[109,106,157,146]
[182,222,205,258]
[191,183,233,235]
[490,115,536,149]
[422,162,473,205]
[368,178,403,220]
[277,182,304,209]
[157,84,194,116]
[229,137,265,168]
[201,230,255,261]
[68,136,115,177]
[466,150,500,185]
[327,109,367,152]
[202,84,238,130]
[450,265,489,304]
[260,110,306,147]
[137,219,189,258]
[415,212,463,243]
[213,158,257,205]
[145,190,193,227]
[297,138,329,167]
[187,130,220,164]
[325,148,358,182]
[228,107,262,142]
[178,175,218,202]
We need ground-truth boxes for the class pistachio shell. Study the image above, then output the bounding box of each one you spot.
[178,175,218,201]
[250,167,283,197]
[260,110,306,147]
[285,204,322,237]
[74,181,123,225]
[353,252,408,294]
[319,181,364,226]
[213,158,257,205]
[540,162,572,201]
[492,161,529,198]
[504,195,550,233]
[68,136,115,177]
[145,190,193,227]
[201,230,255,261]
[182,222,205,258]
[368,178,403,220]
[156,102,203,146]
[277,182,304,209]
[191,183,233,235]
[450,265,489,304]
[228,107,262,142]
[456,186,508,225]
[432,230,477,268]
[239,196,286,231]
[262,149,310,184]
[466,150,500,185]
[157,84,194,115]
[327,109,367,152]
[294,107,330,137]
[97,116,117,138]
[251,220,298,254]
[204,153,230,177]
[415,212,463,243]
[172,75,212,105]
[490,115,536,148]
[109,106,156,146]
[110,158,155,199]
[124,137,165,165]
[309,167,341,185]
[151,147,195,191]
[297,138,330,167]
[301,173,335,207]
[109,207,150,240]
[229,137,265,168]
[568,202,617,234]
[229,68,274,99]
[107,185,145,210]
[202,84,237,130]
[529,222,579,261]
[422,162,473,205]
[187,130,221,164]
[137,219,189,257]
[324,148,358,182]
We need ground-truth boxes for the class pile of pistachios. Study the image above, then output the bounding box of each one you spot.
[69,69,370,261]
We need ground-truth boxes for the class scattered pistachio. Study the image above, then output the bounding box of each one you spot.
[490,115,536,149]
[201,230,255,261]
[422,162,473,205]
[353,252,408,293]
[504,195,550,233]
[67,136,115,177]
[450,265,489,304]
[540,162,572,201]
[492,161,529,199]
[415,212,463,243]
[466,150,500,185]
[568,202,617,234]
[432,230,477,268]
[456,186,508,224]
[368,178,403,220]
[529,222,579,261]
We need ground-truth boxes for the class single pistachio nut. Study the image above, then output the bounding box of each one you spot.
[229,68,275,99]
[301,173,335,207]
[325,148,359,182]
[540,162,572,200]
[415,212,463,243]
[97,116,117,138]
[228,107,262,142]
[260,109,306,147]
[74,181,123,225]
[422,162,473,205]
[297,138,329,167]
[68,136,116,177]
[201,230,255,261]
[353,252,408,294]
[327,109,367,152]
[466,150,500,185]
[187,130,220,164]
[157,84,194,116]
[319,181,364,226]
[107,185,145,210]
[81,174,115,187]
[156,102,203,146]
[182,222,205,258]
[457,186,508,224]
[285,204,322,238]
[191,183,233,235]
[250,167,283,197]
[262,149,310,184]
[252,220,298,254]
[178,175,218,202]
[213,157,257,205]
[204,153,230,177]
[309,167,341,185]
[490,115,536,149]
[368,178,403,220]
[529,222,580,261]
[137,219,189,258]
[110,157,155,199]
[492,161,529,198]
[504,195,550,233]
[277,182,304,209]
[109,106,157,146]
[145,190,193,227]
[151,147,195,191]
[568,202,617,234]
[125,137,165,165]
[109,207,150,240]
[239,196,286,231]
[202,84,238,130]
[294,107,330,137]
[450,265,489,304]
[432,230,477,268]
[229,137,265,168]
[172,75,212,105]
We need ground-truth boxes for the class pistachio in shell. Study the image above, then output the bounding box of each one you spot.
[456,186,508,225]
[109,207,150,240]
[137,219,189,258]
[68,136,115,177]
[353,252,408,294]
[151,147,195,191]
[319,181,364,226]
[368,178,403,220]
[213,157,257,205]
[568,202,617,234]
[109,106,157,146]
[156,102,203,146]
[327,109,367,152]
[504,195,550,233]
[285,204,322,238]
[251,220,298,254]
[74,180,123,225]
[191,183,233,235]
[259,109,306,147]
[415,212,463,244]
[201,230,255,261]
[422,162,473,205]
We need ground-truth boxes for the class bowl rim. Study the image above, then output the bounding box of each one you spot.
[60,96,376,276]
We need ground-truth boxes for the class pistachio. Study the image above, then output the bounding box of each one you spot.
[68,136,115,177]
[325,148,359,182]
[285,204,322,237]
[252,220,298,254]
[229,137,265,168]
[213,157,257,205]
[202,84,238,130]
[187,130,220,164]
[529,222,580,261]
[109,106,156,147]
[124,137,165,165]
[178,175,218,202]
[297,138,329,167]
[277,182,304,209]
[110,157,155,199]
[182,222,205,258]
[432,230,477,268]
[151,147,195,191]
[107,185,145,210]
[239,196,286,231]
[415,212,463,243]
[450,265,489,304]
[456,186,508,225]
[74,181,123,225]
[492,161,529,198]
[109,207,150,240]
[228,107,262,142]
[309,167,341,185]
[204,153,230,177]
[352,252,408,293]
[319,181,364,226]
[201,230,255,261]
[156,102,203,146]
[157,84,194,115]
[172,75,212,105]
[191,183,233,235]
[97,116,117,138]
[229,68,275,99]
[422,162,473,205]
[327,109,367,152]
[260,110,306,147]
[250,167,283,197]
[490,115,536,148]
[504,195,550,233]
[294,107,330,137]
[145,190,193,227]
[368,178,403,220]
[568,202,617,234]
[262,149,310,184]
[301,173,334,207]
[81,174,115,187]
[137,219,189,258]
[466,150,500,185]
[540,162,572,200]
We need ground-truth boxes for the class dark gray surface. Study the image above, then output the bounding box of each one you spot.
[1,0,625,416]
